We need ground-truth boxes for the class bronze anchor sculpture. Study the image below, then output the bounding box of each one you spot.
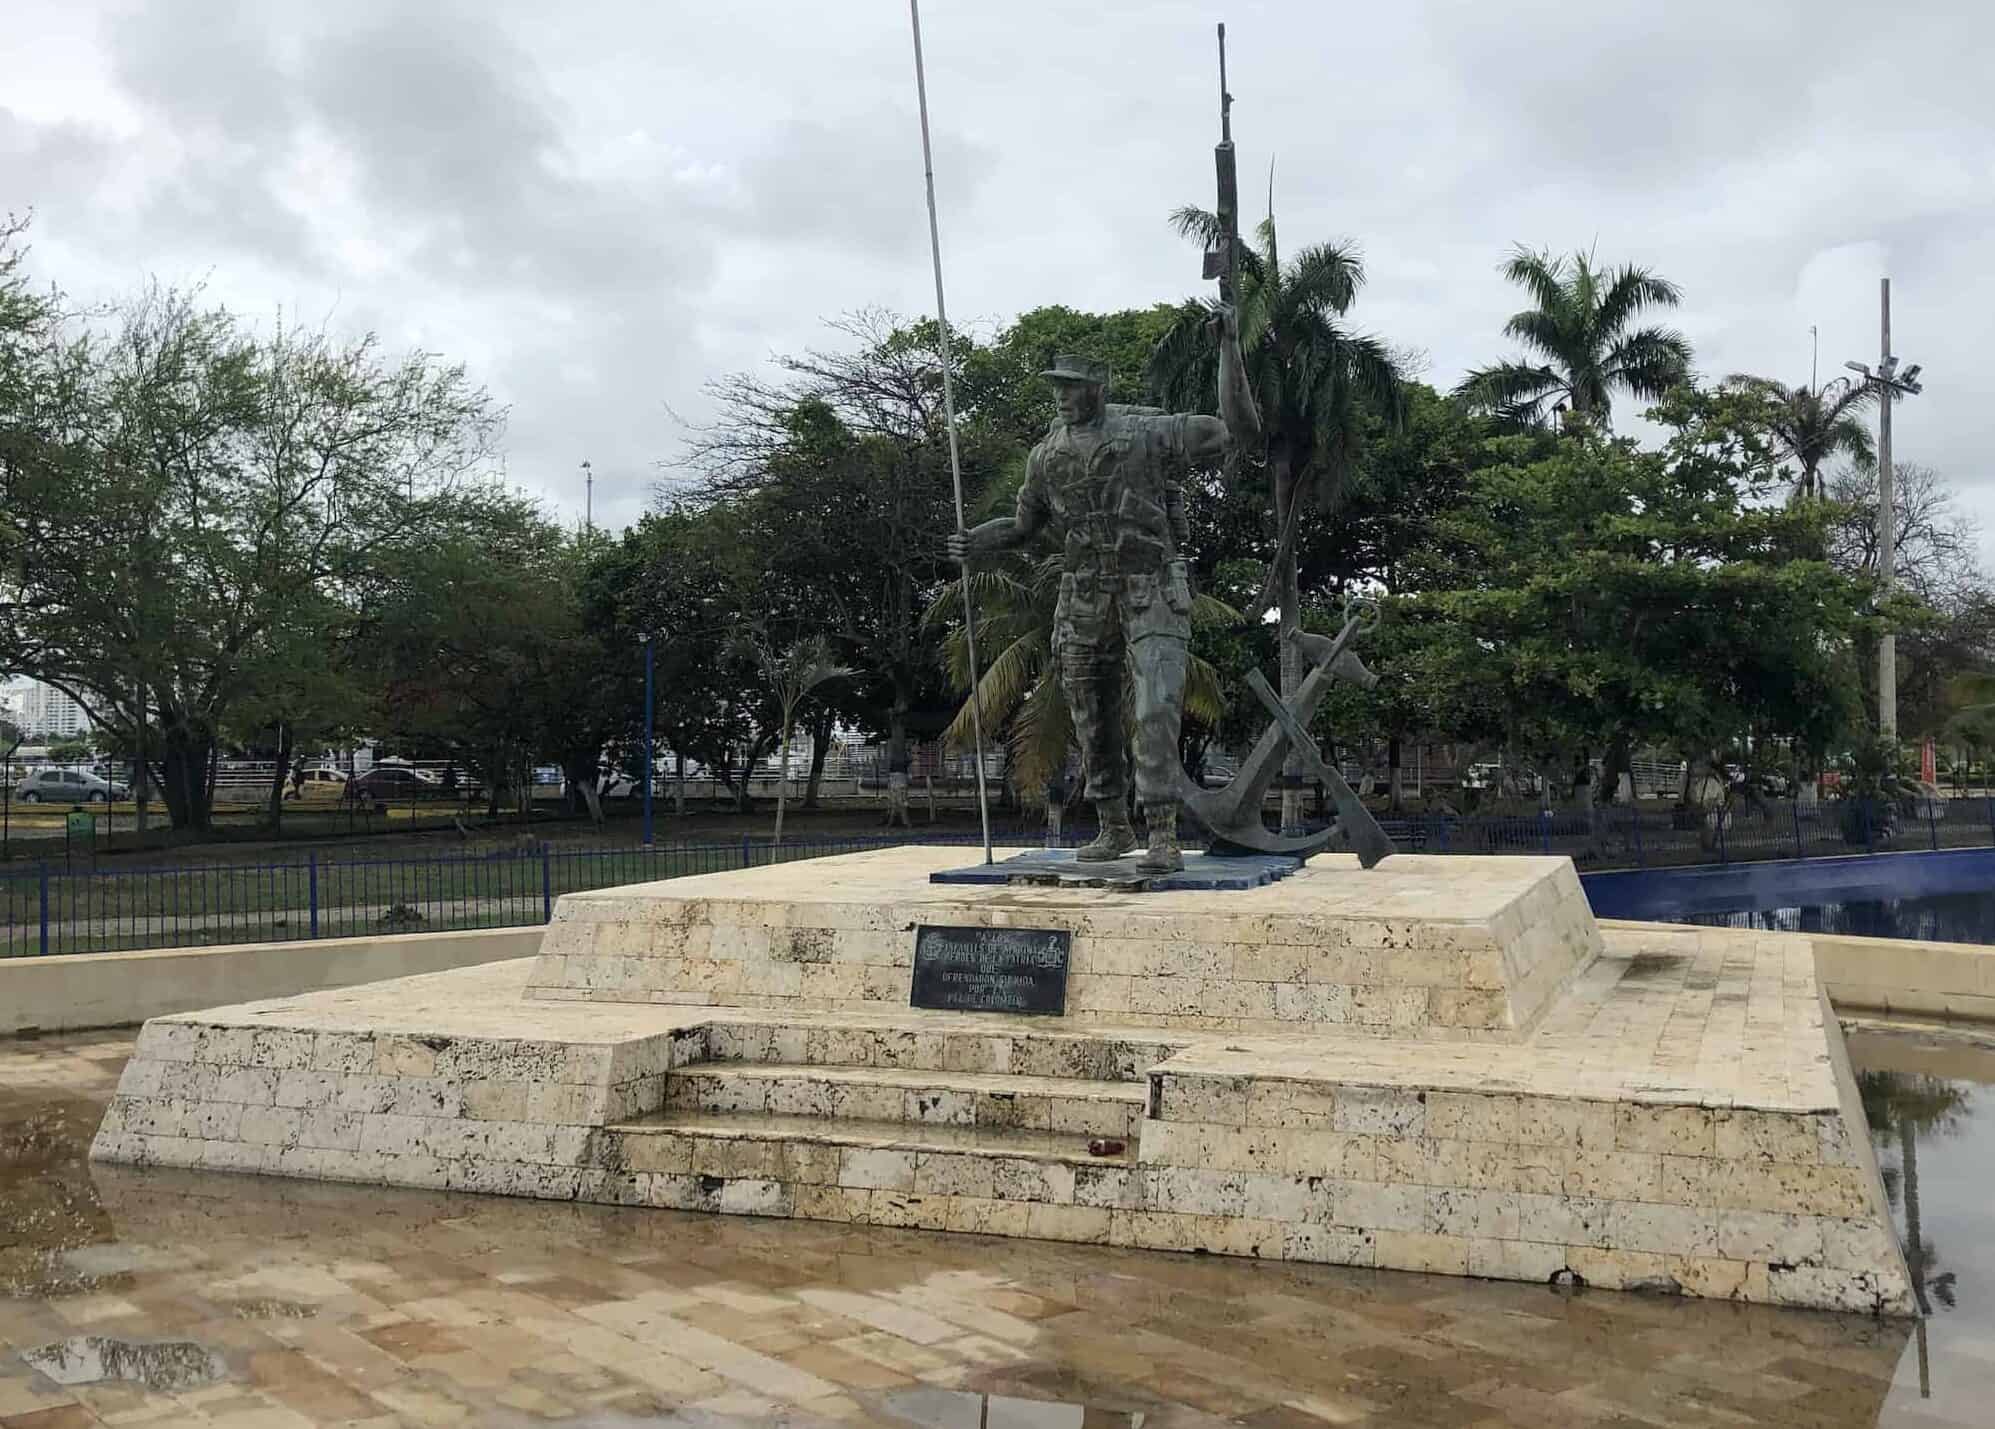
[1177,597,1397,868]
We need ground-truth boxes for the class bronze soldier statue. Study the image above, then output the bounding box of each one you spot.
[947,307,1260,873]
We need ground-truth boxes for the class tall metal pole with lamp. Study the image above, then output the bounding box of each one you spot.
[1845,277,1924,742]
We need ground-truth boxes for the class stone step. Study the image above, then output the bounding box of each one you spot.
[664,1061,1146,1139]
[604,1109,1137,1230]
[703,1017,1184,1082]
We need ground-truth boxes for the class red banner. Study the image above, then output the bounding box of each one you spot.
[1922,738,1937,785]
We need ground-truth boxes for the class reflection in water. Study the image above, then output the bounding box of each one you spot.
[20,1335,227,1390]
[1849,1024,1995,1422]
[1692,892,1995,946]
[0,1094,119,1297]
[879,1387,1143,1427]
[1859,1069,1972,1321]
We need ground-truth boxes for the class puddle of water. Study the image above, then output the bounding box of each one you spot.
[1849,1023,1995,1422]
[0,1094,118,1297]
[878,1388,1142,1428]
[20,1335,227,1391]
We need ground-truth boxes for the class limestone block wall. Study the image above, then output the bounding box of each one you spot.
[91,1014,701,1199]
[528,853,1602,1041]
[1132,1068,1908,1315]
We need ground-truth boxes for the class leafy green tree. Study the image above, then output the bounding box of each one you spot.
[959,304,1179,449]
[1150,212,1406,830]
[607,505,776,813]
[1719,374,1874,503]
[1455,246,1691,427]
[686,314,1003,781]
[363,494,583,819]
[2,281,500,829]
[1397,392,1869,813]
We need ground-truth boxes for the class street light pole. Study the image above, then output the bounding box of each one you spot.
[1877,280,1897,740]
[642,633,655,847]
[1845,278,1923,744]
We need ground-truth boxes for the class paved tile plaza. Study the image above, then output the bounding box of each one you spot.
[4,1031,1986,1426]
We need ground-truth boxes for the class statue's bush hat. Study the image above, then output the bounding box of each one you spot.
[1041,354,1109,386]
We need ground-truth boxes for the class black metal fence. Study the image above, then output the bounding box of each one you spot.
[3,799,1984,958]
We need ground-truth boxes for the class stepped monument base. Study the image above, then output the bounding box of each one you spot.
[91,848,1913,1315]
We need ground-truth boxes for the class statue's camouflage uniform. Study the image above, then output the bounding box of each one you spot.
[1016,402,1196,815]
[957,349,1250,872]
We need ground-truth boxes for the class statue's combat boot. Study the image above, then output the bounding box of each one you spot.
[1137,802,1184,874]
[1076,801,1139,861]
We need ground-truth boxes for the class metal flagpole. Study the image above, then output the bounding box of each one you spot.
[908,0,994,864]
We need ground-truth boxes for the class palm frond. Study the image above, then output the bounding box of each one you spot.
[941,628,1044,746]
[1006,664,1074,796]
[1284,241,1364,317]
[1501,308,1575,366]
[1603,327,1692,403]
[1169,205,1223,246]
[1184,651,1229,727]
[922,566,1039,629]
[1454,361,1566,424]
[1720,373,1794,404]
[1594,263,1684,332]
[1145,299,1220,414]
[1499,247,1573,327]
[1190,591,1242,629]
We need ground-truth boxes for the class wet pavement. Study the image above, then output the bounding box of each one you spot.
[0,1029,1988,1426]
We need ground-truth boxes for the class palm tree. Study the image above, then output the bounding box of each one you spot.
[1149,210,1405,832]
[1720,374,1875,502]
[757,635,852,847]
[927,555,1237,809]
[1456,245,1691,428]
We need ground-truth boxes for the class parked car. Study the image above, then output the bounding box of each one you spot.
[11,767,129,803]
[344,765,444,801]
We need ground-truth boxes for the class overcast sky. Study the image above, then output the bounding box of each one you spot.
[4,1,1992,553]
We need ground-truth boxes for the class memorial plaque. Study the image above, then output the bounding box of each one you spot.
[910,924,1071,1015]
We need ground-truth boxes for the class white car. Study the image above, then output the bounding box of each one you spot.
[13,767,129,803]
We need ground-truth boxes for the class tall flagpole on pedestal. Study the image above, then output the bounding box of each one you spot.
[907,0,993,865]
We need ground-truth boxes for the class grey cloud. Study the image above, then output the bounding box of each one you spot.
[3,0,1991,556]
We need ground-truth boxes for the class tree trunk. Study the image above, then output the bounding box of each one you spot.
[773,717,793,846]
[804,708,834,810]
[485,744,503,819]
[1273,454,1304,836]
[264,724,294,832]
[1387,737,1404,813]
[674,749,687,817]
[1601,730,1631,807]
[156,718,216,831]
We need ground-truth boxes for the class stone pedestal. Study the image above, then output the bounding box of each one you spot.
[92,849,1913,1315]
[528,849,1601,1042]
